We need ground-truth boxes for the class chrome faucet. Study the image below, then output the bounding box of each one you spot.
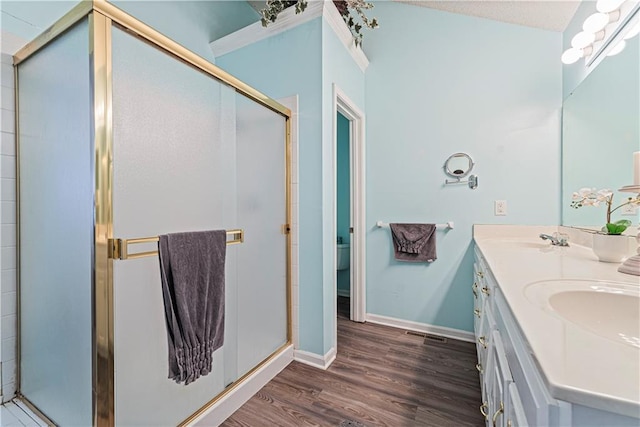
[539,233,569,247]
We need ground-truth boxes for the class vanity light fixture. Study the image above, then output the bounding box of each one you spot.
[583,13,610,32]
[623,20,640,38]
[561,0,636,65]
[561,46,593,64]
[571,31,597,48]
[597,0,626,13]
[607,39,627,55]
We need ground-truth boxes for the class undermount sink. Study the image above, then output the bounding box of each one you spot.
[524,280,640,348]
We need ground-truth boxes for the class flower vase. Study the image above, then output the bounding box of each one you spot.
[592,233,631,263]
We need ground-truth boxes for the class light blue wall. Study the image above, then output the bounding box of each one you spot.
[112,1,259,62]
[1,1,258,61]
[1,1,78,41]
[217,19,327,354]
[364,3,562,333]
[337,112,350,296]
[321,18,365,351]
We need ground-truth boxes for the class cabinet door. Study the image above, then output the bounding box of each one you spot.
[506,383,529,427]
[488,331,513,427]
[473,263,484,335]
[477,302,496,374]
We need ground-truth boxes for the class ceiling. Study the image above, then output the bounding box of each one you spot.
[393,0,581,32]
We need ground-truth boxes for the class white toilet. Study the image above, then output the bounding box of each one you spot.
[337,243,350,270]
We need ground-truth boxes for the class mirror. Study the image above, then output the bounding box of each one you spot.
[562,36,639,227]
[444,152,474,178]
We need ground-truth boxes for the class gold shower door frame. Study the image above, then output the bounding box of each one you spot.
[13,2,293,426]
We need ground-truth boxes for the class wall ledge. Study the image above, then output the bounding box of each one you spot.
[209,0,369,72]
[366,313,475,343]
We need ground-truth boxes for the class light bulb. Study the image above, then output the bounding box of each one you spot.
[623,21,640,40]
[561,48,582,64]
[571,31,595,49]
[583,13,610,32]
[607,39,626,56]
[596,0,625,13]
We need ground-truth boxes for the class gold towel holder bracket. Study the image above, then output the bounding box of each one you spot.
[108,229,244,261]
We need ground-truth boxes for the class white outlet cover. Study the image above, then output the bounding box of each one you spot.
[495,200,507,216]
[621,203,638,215]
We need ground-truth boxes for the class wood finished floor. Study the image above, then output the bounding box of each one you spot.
[222,298,484,427]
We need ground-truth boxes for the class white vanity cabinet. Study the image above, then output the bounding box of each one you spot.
[473,246,564,427]
[473,226,640,427]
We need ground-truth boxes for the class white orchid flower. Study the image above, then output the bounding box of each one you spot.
[578,187,594,198]
[596,189,613,202]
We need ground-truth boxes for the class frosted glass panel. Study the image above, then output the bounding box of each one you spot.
[111,25,287,425]
[18,20,93,426]
[235,94,287,376]
[111,27,237,426]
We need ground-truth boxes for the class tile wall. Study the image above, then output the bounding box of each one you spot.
[1,52,17,402]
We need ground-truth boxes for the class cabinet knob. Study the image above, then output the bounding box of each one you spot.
[492,401,504,427]
[478,336,487,349]
[480,402,489,419]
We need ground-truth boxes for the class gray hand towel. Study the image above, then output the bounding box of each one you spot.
[158,230,226,385]
[389,223,437,262]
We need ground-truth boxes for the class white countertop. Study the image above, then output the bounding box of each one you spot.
[473,225,640,419]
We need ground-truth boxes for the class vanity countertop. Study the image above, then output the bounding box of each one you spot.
[473,225,640,419]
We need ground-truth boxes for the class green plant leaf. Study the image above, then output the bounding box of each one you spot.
[605,220,630,235]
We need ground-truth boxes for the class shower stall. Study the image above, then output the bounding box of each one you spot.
[14,2,291,425]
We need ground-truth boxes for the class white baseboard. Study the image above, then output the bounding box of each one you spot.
[365,313,475,343]
[293,347,336,370]
[191,345,294,426]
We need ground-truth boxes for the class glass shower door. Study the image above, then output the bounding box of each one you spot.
[111,26,288,425]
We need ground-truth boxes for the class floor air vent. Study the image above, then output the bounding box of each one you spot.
[424,334,447,343]
[404,331,427,338]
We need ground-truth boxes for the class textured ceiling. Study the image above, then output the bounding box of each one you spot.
[393,0,581,32]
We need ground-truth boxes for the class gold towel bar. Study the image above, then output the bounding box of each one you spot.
[108,229,244,260]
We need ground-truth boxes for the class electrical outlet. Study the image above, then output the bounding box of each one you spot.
[495,200,507,216]
[621,203,638,216]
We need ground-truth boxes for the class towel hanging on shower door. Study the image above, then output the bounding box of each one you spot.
[158,230,226,385]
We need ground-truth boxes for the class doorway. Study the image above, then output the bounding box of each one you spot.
[336,111,351,319]
[333,84,366,350]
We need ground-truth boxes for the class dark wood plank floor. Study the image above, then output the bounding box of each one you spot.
[222,298,483,427]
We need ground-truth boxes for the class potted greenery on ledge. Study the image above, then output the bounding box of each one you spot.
[571,187,640,262]
[259,0,379,47]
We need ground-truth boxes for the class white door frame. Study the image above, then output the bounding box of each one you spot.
[333,84,366,334]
